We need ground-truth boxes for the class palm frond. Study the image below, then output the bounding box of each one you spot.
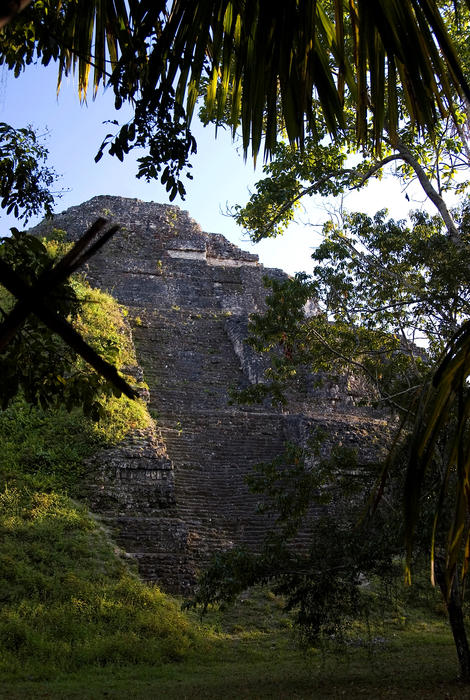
[405,320,470,596]
[6,0,467,158]
[149,0,470,155]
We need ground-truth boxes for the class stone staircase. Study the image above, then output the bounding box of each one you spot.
[129,301,290,588]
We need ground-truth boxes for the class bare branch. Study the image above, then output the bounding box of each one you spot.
[255,155,405,240]
[394,141,460,240]
[305,324,414,415]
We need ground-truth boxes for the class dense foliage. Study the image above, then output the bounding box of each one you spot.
[1,1,469,193]
[0,229,142,417]
[0,269,195,679]
[0,122,57,222]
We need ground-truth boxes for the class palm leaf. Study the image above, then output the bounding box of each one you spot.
[5,0,470,159]
[405,321,470,597]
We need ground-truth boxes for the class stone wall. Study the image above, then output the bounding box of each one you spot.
[32,196,388,592]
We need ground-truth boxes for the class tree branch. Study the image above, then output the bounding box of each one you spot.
[305,324,414,415]
[0,0,31,28]
[255,155,405,240]
[0,220,138,400]
[394,141,460,241]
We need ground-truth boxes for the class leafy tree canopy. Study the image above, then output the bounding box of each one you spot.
[237,202,470,417]
[1,0,470,198]
[0,122,57,222]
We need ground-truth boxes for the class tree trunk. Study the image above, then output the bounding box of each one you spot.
[434,559,470,682]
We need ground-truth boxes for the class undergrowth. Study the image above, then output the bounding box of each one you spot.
[0,237,196,680]
[0,487,195,681]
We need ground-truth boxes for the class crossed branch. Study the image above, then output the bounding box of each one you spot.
[0,218,138,400]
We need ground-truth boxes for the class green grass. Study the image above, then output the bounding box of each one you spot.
[0,485,197,681]
[0,591,468,699]
[0,418,469,700]
[0,272,195,684]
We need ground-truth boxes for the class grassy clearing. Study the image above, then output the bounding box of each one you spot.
[0,408,197,682]
[1,590,469,699]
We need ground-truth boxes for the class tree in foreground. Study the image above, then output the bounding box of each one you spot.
[231,210,470,659]
[192,199,470,677]
[210,5,470,675]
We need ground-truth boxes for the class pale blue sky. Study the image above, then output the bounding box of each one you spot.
[1,61,430,275]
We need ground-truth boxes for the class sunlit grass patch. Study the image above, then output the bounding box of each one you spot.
[0,264,197,681]
[0,484,197,680]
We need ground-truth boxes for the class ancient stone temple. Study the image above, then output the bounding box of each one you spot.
[32,195,387,592]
